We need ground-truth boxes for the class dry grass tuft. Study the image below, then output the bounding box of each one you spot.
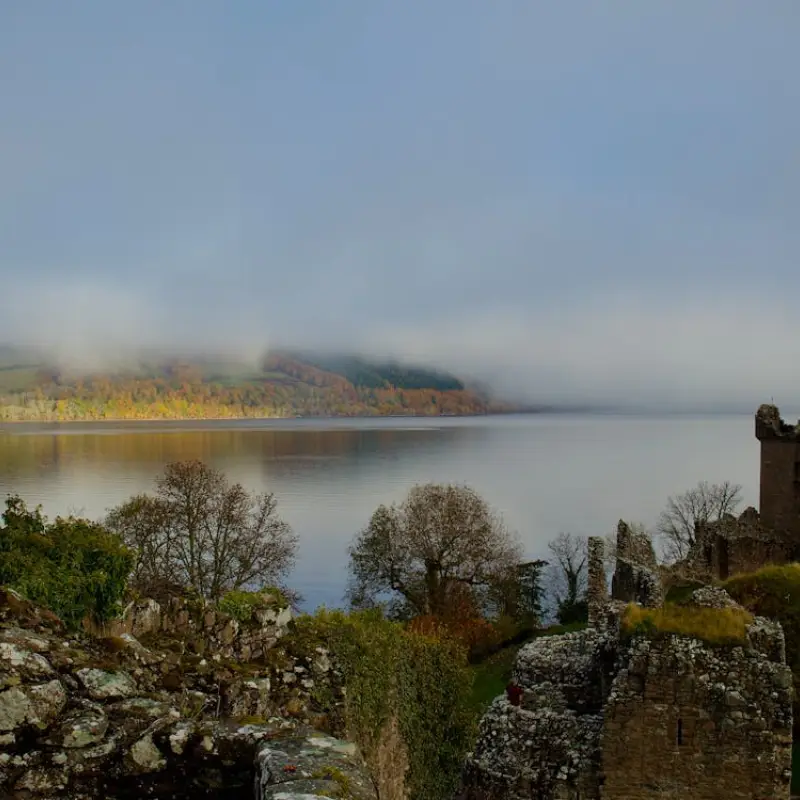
[621,603,753,645]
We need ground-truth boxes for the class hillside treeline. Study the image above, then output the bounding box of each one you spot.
[0,353,499,421]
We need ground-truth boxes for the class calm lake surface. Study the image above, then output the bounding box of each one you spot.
[0,413,769,611]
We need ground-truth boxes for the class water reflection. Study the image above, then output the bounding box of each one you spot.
[0,415,762,610]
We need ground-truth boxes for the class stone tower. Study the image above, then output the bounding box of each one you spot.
[755,404,800,539]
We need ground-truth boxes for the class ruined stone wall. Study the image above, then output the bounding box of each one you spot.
[460,581,793,800]
[459,628,613,800]
[84,593,292,664]
[587,537,609,630]
[760,439,800,539]
[611,521,663,608]
[0,587,371,800]
[756,404,800,542]
[601,629,793,800]
[688,508,794,581]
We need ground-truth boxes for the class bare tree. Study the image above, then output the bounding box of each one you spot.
[546,533,588,625]
[347,483,523,619]
[657,480,743,562]
[106,460,297,600]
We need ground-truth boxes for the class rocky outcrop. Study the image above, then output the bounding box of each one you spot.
[0,587,374,800]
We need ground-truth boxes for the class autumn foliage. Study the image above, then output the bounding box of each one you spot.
[0,353,505,421]
[407,605,503,659]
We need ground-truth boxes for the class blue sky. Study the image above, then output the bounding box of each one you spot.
[1,2,799,409]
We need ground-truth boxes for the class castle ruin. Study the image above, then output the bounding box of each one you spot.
[458,525,794,800]
[685,404,800,580]
[756,404,800,540]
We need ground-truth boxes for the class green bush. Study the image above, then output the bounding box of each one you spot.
[217,587,289,623]
[287,608,475,800]
[0,495,133,627]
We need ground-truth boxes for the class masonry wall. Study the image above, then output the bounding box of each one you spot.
[760,438,800,540]
[705,533,792,580]
[601,637,793,800]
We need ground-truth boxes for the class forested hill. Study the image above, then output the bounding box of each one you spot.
[0,348,519,421]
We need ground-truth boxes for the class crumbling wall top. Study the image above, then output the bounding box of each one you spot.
[694,506,772,543]
[611,521,663,609]
[755,403,800,441]
[615,520,658,571]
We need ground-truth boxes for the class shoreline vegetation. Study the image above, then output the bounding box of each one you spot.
[0,348,535,423]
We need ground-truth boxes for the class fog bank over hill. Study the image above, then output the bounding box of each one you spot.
[3,287,799,414]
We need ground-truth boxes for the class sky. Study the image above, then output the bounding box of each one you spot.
[1,2,799,411]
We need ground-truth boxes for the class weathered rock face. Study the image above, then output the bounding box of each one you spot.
[0,587,374,800]
[458,592,793,800]
[460,628,614,799]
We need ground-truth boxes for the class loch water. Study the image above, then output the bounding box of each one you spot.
[0,413,763,610]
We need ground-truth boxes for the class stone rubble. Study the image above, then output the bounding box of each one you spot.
[0,586,374,800]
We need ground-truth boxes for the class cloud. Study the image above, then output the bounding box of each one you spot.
[0,2,798,410]
[365,290,800,411]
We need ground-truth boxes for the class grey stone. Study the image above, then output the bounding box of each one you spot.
[76,668,137,700]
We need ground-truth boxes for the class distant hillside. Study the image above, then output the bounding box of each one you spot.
[280,350,465,392]
[0,348,519,422]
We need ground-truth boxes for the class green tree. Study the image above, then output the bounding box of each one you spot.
[488,558,548,626]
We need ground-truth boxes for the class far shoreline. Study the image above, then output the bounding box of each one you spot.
[0,406,761,435]
[0,408,549,433]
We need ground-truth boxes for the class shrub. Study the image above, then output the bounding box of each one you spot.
[724,563,800,620]
[407,612,501,661]
[621,603,752,645]
[217,587,288,623]
[0,495,133,627]
[286,609,475,800]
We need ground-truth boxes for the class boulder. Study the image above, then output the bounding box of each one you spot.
[76,668,137,700]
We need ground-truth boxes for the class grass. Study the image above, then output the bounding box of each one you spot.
[469,645,520,711]
[621,603,753,645]
[217,587,289,623]
[724,563,800,616]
